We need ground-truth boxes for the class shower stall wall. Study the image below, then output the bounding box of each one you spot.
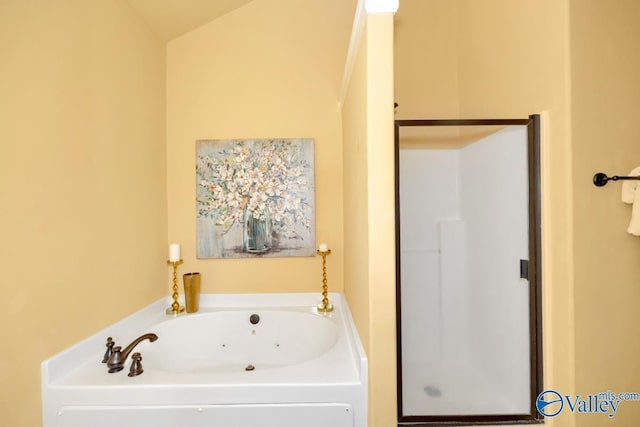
[398,125,532,418]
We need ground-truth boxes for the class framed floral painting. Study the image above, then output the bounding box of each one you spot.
[196,138,315,258]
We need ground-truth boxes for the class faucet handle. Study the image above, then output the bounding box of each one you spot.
[102,337,115,363]
[128,352,144,377]
[107,346,123,373]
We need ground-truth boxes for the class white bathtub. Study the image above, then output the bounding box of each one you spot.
[42,293,367,427]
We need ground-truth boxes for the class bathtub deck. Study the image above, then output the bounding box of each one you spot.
[42,293,367,427]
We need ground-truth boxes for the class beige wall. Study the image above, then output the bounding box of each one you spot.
[394,0,459,118]
[166,0,354,293]
[343,12,371,357]
[395,1,575,426]
[365,14,397,427]
[342,10,397,427]
[0,0,166,425]
[570,1,640,425]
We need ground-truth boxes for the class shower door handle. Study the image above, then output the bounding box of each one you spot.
[520,259,529,280]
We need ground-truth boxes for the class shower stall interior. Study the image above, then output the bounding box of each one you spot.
[395,117,542,425]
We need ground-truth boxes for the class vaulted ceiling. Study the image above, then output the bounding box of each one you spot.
[126,0,255,41]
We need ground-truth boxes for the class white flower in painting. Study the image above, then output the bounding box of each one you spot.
[283,193,301,212]
[273,200,285,222]
[226,191,241,209]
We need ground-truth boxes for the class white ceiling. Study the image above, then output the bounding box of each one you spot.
[126,0,255,42]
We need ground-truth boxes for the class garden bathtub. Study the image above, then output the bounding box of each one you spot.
[41,293,367,427]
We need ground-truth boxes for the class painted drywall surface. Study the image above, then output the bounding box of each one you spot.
[395,1,575,425]
[365,12,397,427]
[166,0,354,294]
[342,18,371,360]
[126,0,254,41]
[570,1,640,425]
[340,16,380,425]
[393,0,460,118]
[0,1,166,425]
[342,10,396,427]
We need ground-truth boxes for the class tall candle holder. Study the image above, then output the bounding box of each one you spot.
[316,248,333,313]
[166,259,185,315]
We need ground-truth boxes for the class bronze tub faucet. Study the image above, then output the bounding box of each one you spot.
[106,333,158,373]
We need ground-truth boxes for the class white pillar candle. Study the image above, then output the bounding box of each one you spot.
[318,243,329,252]
[169,243,181,262]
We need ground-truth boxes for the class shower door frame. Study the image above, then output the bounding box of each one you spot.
[395,116,543,425]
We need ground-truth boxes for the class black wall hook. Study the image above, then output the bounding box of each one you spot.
[593,172,640,187]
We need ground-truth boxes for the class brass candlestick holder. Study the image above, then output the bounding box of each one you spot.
[166,259,185,315]
[316,248,333,313]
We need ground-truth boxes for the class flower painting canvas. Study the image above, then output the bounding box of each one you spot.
[196,138,315,258]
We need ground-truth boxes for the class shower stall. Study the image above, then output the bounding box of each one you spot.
[395,118,542,424]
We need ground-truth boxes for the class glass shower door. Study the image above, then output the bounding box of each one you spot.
[395,117,542,424]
